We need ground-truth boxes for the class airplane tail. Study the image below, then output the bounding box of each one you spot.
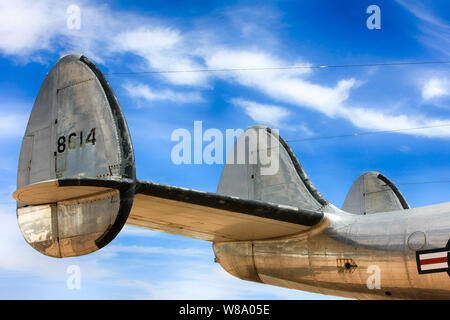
[13,54,327,259]
[217,127,411,217]
[13,54,326,260]
[217,126,328,212]
[13,54,136,258]
[342,171,410,215]
[14,53,410,261]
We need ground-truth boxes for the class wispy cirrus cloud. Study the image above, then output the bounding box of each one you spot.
[396,0,450,57]
[231,98,290,127]
[113,27,209,86]
[0,0,111,62]
[205,49,450,138]
[123,82,204,104]
[2,1,450,139]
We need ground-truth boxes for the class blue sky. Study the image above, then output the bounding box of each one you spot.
[0,0,449,299]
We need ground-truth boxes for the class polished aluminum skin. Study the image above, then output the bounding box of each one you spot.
[342,171,410,215]
[14,54,135,258]
[214,127,450,300]
[214,202,450,299]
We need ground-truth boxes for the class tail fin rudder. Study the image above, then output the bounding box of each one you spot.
[217,125,328,212]
[13,54,136,258]
[342,171,410,215]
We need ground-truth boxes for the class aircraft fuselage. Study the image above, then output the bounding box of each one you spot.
[214,202,450,299]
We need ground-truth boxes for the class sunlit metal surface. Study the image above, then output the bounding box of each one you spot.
[214,203,450,299]
[342,171,410,215]
[218,126,326,211]
[214,126,449,299]
[127,181,323,241]
[14,54,135,257]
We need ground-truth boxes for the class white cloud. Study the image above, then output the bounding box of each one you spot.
[422,77,450,100]
[204,49,354,117]
[0,0,108,61]
[115,27,182,53]
[342,107,450,138]
[205,49,450,138]
[231,98,289,127]
[124,82,204,104]
[0,0,64,56]
[2,2,449,139]
[114,27,209,86]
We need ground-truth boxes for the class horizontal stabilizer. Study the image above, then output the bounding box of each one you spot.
[127,180,324,241]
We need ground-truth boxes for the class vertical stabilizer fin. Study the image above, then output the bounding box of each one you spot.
[217,126,328,212]
[13,54,136,257]
[342,171,410,215]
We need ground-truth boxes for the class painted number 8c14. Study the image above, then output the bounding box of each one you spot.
[57,128,96,153]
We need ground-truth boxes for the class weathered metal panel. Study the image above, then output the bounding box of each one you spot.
[217,203,450,299]
[128,181,324,241]
[213,242,262,283]
[342,171,409,215]
[14,54,136,257]
[217,126,325,211]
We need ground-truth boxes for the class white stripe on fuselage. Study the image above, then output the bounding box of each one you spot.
[419,251,449,260]
[421,263,448,271]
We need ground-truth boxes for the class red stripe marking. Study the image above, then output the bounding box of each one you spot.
[420,257,447,265]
